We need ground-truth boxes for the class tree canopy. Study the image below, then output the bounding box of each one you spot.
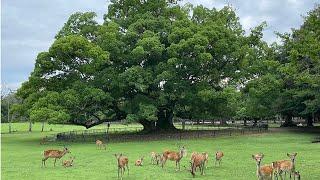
[13,1,320,130]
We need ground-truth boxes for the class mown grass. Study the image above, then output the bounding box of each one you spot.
[1,123,319,180]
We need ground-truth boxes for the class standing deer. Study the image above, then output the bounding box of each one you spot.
[191,152,209,170]
[62,156,75,167]
[96,139,106,150]
[42,147,70,167]
[115,154,129,180]
[135,157,144,166]
[252,154,273,180]
[151,152,161,165]
[215,151,224,166]
[190,152,208,177]
[272,153,297,180]
[161,146,187,171]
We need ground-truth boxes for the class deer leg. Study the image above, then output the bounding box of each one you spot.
[126,164,129,175]
[54,158,57,167]
[42,157,48,167]
[202,164,205,175]
[117,167,119,179]
[161,159,166,168]
[279,170,284,180]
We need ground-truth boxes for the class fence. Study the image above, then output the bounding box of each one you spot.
[56,126,268,142]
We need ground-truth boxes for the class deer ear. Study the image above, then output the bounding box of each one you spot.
[294,152,297,156]
[261,154,264,158]
[287,153,290,157]
[252,155,255,159]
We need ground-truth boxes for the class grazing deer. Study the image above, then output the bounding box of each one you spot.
[215,151,224,166]
[162,146,187,171]
[115,154,129,180]
[42,147,70,167]
[252,154,273,180]
[96,140,106,150]
[135,157,144,166]
[272,153,297,180]
[190,152,208,177]
[62,156,75,167]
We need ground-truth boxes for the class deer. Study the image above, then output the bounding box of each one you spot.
[215,151,224,166]
[151,152,161,165]
[96,139,106,150]
[161,146,187,171]
[115,154,129,180]
[190,152,208,177]
[272,153,297,180]
[191,152,209,170]
[252,153,274,180]
[40,136,47,145]
[42,147,70,167]
[62,156,75,168]
[135,156,144,166]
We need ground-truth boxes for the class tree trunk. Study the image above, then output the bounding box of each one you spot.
[139,109,176,133]
[196,119,200,125]
[305,115,314,127]
[156,109,176,131]
[280,114,296,127]
[41,121,45,132]
[139,120,156,133]
[29,121,32,132]
[244,119,247,126]
[182,119,186,130]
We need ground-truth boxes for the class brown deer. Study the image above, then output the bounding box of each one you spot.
[62,156,75,167]
[135,157,144,166]
[96,139,106,150]
[161,146,187,171]
[42,147,70,167]
[215,151,224,166]
[115,154,129,179]
[191,152,209,170]
[272,153,297,180]
[190,152,208,177]
[252,154,273,180]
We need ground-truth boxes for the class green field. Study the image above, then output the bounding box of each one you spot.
[1,123,319,179]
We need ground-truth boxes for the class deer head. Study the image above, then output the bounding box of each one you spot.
[252,153,264,166]
[287,153,297,163]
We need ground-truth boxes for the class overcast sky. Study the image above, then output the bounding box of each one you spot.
[1,0,319,91]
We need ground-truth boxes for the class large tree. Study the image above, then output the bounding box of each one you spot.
[275,5,320,126]
[15,1,268,131]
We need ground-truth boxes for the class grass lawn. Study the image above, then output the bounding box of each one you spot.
[1,123,319,179]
